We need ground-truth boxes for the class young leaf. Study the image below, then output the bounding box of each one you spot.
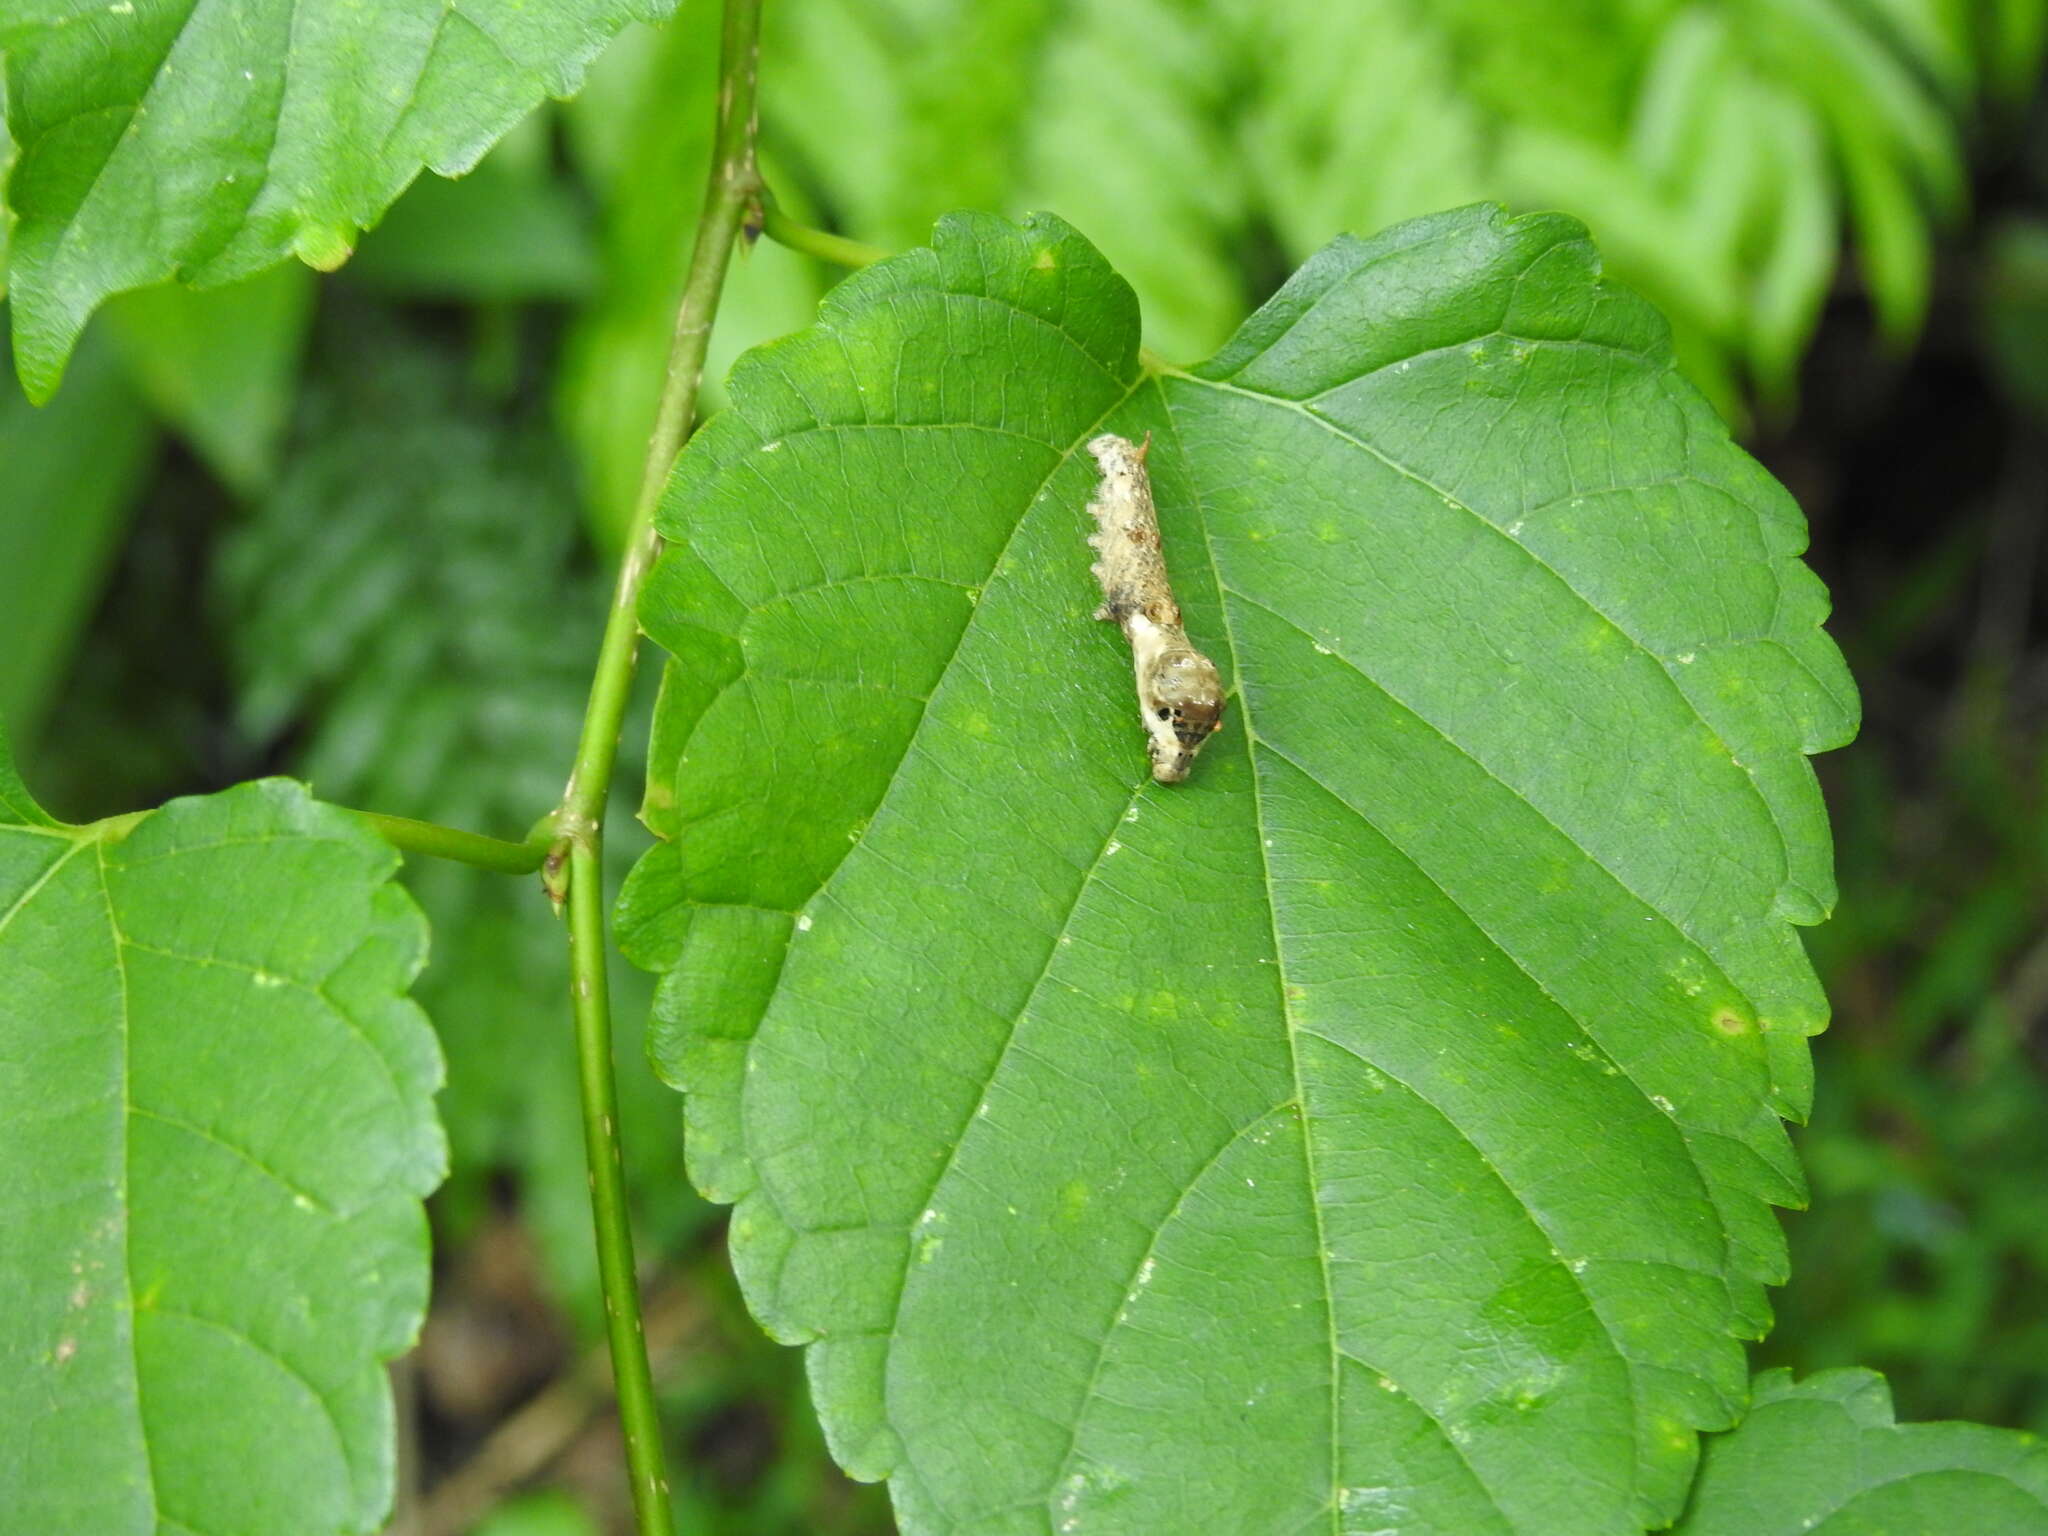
[0,0,675,400]
[0,750,444,1534]
[1674,1370,2048,1532]
[623,207,1857,1532]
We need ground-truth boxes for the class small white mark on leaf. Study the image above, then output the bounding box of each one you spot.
[1651,1095,1676,1114]
[795,913,812,932]
[252,970,284,989]
[1676,652,1695,665]
[762,440,782,452]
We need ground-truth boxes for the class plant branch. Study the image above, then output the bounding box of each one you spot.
[547,0,767,1531]
[758,204,887,268]
[344,809,552,875]
[551,0,765,863]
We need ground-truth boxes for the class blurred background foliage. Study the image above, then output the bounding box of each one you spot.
[2,0,2045,1529]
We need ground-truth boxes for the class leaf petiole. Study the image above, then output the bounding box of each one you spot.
[343,808,554,876]
[757,203,889,269]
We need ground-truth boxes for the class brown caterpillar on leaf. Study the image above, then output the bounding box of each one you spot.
[1085,432,1226,784]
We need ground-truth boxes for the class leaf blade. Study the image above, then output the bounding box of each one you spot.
[1675,1370,2048,1533]
[0,767,443,1535]
[1,0,675,398]
[629,207,1855,1533]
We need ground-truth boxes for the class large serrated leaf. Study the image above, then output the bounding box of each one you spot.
[0,0,674,400]
[1675,1370,2048,1533]
[0,733,444,1535]
[621,206,1856,1532]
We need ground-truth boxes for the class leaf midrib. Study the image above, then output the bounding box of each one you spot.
[1163,394,1515,1532]
[95,834,160,1534]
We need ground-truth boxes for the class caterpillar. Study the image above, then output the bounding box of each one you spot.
[1085,432,1226,784]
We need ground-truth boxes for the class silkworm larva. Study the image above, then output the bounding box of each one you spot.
[1085,432,1225,784]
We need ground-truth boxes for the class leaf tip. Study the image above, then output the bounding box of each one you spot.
[293,224,356,273]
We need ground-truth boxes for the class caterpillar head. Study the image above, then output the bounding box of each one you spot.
[1141,644,1226,784]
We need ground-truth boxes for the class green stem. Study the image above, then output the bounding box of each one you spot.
[344,809,551,875]
[549,0,767,1530]
[758,204,887,269]
[564,838,662,1517]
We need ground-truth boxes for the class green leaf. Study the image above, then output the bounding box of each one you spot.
[103,264,312,496]
[625,207,1857,1531]
[0,754,444,1534]
[0,326,156,743]
[0,0,675,401]
[1675,1370,2048,1532]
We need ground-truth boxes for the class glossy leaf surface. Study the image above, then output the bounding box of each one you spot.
[1,0,672,398]
[0,741,443,1535]
[624,206,1856,1532]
